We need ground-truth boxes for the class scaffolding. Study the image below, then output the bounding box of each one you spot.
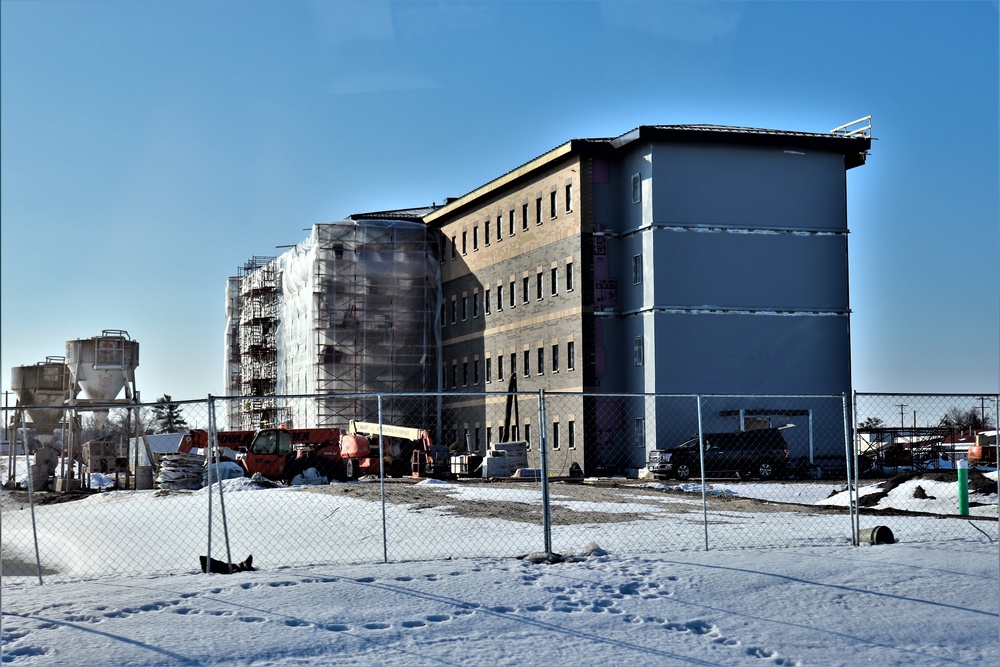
[226,220,440,431]
[235,256,282,429]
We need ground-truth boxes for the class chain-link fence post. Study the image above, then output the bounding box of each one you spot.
[846,392,858,546]
[205,395,234,573]
[20,406,43,584]
[538,389,552,555]
[378,393,388,564]
[696,395,709,551]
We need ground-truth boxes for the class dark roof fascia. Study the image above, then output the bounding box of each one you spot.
[424,124,871,226]
[348,205,440,223]
[612,125,871,168]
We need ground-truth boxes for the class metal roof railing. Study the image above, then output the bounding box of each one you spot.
[830,115,872,138]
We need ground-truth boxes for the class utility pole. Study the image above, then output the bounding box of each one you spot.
[896,403,907,430]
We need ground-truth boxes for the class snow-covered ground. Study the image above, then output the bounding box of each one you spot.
[2,460,998,665]
[2,539,997,666]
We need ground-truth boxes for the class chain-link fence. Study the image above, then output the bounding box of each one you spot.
[853,392,1000,546]
[2,392,997,583]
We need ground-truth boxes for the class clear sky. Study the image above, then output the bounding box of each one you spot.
[2,0,997,405]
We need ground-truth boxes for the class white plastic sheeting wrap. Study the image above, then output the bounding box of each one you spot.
[225,219,441,430]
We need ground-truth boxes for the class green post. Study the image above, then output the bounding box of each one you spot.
[957,459,969,516]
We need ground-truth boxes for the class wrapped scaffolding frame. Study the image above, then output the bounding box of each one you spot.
[225,220,440,431]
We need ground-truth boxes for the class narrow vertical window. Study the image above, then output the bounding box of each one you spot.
[486,357,492,383]
[473,226,479,251]
[552,344,559,373]
[522,277,529,304]
[565,183,573,212]
[509,210,515,236]
[523,350,529,377]
[461,230,467,255]
[549,190,557,218]
[522,203,529,231]
[632,255,643,285]
[497,284,503,311]
[524,424,531,448]
[634,336,644,366]
[635,418,646,449]
[568,421,576,449]
[462,296,468,321]
[552,421,560,450]
[485,288,491,314]
[451,236,457,259]
[473,291,480,318]
[486,426,492,445]
[537,347,544,375]
[509,280,516,308]
[631,173,641,203]
[496,215,502,241]
[451,298,457,324]
[568,341,575,370]
[498,355,504,382]
[473,359,480,385]
[536,272,543,300]
[485,219,491,245]
[550,267,558,296]
[451,362,457,389]
[462,361,468,386]
[536,197,543,225]
[566,263,574,291]
[510,353,516,379]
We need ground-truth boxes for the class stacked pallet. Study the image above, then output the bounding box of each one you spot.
[156,452,205,490]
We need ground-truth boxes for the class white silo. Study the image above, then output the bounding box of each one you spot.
[65,330,140,427]
[10,358,70,446]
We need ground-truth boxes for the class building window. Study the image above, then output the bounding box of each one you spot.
[451,362,457,389]
[537,347,544,375]
[523,350,530,377]
[536,272,543,300]
[497,284,504,311]
[634,336,644,366]
[498,355,504,382]
[566,263,574,291]
[568,420,576,449]
[461,230,467,255]
[632,255,643,285]
[631,173,641,203]
[462,361,468,387]
[475,427,481,451]
[462,296,468,321]
[485,219,491,245]
[473,359,480,385]
[552,421,560,450]
[524,424,531,448]
[439,238,446,263]
[522,277,529,304]
[473,226,479,251]
[536,197,543,225]
[486,426,492,446]
[565,184,573,212]
[509,281,516,308]
[486,357,492,383]
[473,291,480,318]
[509,210,515,236]
[496,215,502,241]
[549,190,557,219]
[550,267,558,296]
[511,424,519,441]
[485,288,491,314]
[522,203,529,231]
[509,353,515,380]
[568,341,575,370]
[441,303,446,327]
[451,298,457,324]
[634,418,645,449]
[552,344,559,373]
[451,236,457,259]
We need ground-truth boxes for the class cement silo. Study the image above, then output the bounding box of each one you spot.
[10,358,70,446]
[65,329,140,414]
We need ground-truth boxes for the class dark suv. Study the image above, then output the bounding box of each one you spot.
[647,427,793,481]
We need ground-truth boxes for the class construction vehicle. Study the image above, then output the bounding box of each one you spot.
[180,427,344,484]
[345,421,446,478]
[967,430,998,466]
[177,420,441,484]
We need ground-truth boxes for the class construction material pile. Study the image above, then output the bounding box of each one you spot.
[156,452,205,490]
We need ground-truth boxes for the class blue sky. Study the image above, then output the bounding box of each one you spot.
[2,0,997,404]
